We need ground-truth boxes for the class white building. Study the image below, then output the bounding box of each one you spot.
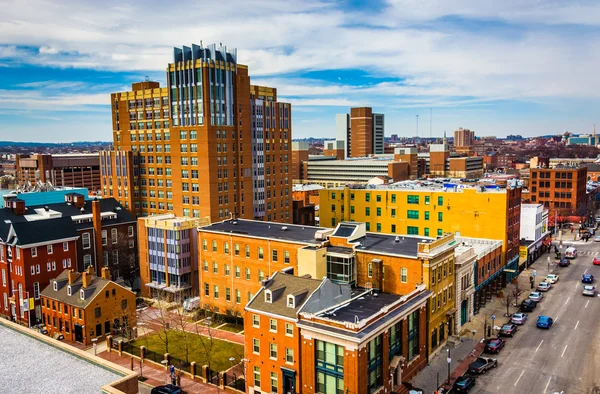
[519,204,550,269]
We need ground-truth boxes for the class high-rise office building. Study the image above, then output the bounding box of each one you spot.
[335,107,384,158]
[102,43,292,223]
[454,128,475,147]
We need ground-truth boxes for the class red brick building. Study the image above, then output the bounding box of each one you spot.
[245,272,431,394]
[528,166,587,217]
[0,194,138,327]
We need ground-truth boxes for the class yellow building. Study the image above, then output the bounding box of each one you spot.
[320,184,522,279]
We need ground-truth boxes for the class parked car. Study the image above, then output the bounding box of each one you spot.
[151,385,182,394]
[595,235,600,242]
[537,282,552,292]
[594,258,600,266]
[453,375,476,392]
[468,357,497,374]
[582,285,596,296]
[536,316,554,329]
[511,312,528,325]
[558,258,570,267]
[529,292,544,302]
[545,274,559,284]
[484,338,505,353]
[499,323,518,337]
[582,274,594,283]
[520,299,537,312]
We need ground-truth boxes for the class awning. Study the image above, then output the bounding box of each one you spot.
[389,355,404,370]
[504,269,517,273]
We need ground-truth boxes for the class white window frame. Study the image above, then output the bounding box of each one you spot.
[102,230,107,246]
[63,242,68,252]
[83,254,92,269]
[82,233,91,249]
[128,226,134,237]
[401,267,408,283]
[269,318,277,332]
[31,247,37,257]
[269,343,278,359]
[36,264,40,274]
[264,290,272,303]
[253,338,260,354]
[287,295,295,308]
[51,261,56,271]
[285,348,294,364]
[111,228,118,244]
[285,323,293,337]
[33,282,40,300]
[47,245,53,255]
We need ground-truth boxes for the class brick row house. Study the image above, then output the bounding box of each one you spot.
[40,266,136,346]
[0,194,138,326]
[245,272,431,394]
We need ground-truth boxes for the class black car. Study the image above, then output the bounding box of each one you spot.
[499,323,518,337]
[484,338,505,354]
[520,299,537,312]
[453,375,476,392]
[151,385,182,394]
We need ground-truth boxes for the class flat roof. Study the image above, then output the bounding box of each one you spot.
[356,233,433,257]
[0,325,121,393]
[325,291,401,322]
[200,219,326,244]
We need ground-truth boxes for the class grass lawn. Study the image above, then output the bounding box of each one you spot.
[133,329,244,372]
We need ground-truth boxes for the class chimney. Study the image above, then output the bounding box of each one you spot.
[86,265,96,276]
[73,194,85,209]
[67,269,81,285]
[12,200,26,215]
[101,267,111,280]
[371,259,384,292]
[82,272,91,288]
[91,198,103,273]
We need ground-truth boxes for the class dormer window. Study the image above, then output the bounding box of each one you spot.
[287,295,295,308]
[53,281,57,291]
[67,285,72,296]
[80,289,85,300]
[264,290,272,303]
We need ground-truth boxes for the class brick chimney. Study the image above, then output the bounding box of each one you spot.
[86,265,96,276]
[371,259,383,292]
[67,269,81,285]
[101,267,111,280]
[73,194,85,209]
[81,272,91,288]
[91,198,103,273]
[12,200,26,215]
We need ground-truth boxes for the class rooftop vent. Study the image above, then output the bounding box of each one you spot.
[394,236,400,243]
[232,221,238,225]
[281,226,288,231]
[80,207,85,213]
[44,206,49,212]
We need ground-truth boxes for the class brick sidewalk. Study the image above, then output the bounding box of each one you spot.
[98,350,221,394]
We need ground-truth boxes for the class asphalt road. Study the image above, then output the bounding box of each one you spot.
[471,240,600,394]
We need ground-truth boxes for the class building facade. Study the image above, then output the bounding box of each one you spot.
[454,128,475,147]
[528,166,587,217]
[103,43,292,222]
[40,266,136,346]
[138,214,204,300]
[16,153,101,193]
[320,183,521,280]
[335,107,384,158]
[245,271,431,394]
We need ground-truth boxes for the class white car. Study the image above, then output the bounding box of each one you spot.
[537,282,552,292]
[582,285,596,297]
[545,274,559,284]
[595,235,600,242]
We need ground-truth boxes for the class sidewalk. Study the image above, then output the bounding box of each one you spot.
[410,249,558,393]
[98,349,221,394]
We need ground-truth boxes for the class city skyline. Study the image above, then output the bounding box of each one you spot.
[1,0,600,141]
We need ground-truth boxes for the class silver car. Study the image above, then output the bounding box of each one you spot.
[511,312,528,325]
[582,285,596,296]
[529,292,544,302]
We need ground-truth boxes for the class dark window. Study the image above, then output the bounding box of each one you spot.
[408,311,420,360]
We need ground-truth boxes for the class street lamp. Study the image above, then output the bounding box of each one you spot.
[92,338,98,356]
[11,289,31,328]
[446,348,451,385]
[161,359,169,384]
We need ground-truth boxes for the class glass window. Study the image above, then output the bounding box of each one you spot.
[407,195,419,204]
[316,340,344,394]
[401,268,408,283]
[253,338,260,353]
[407,210,419,219]
[425,196,430,205]
[365,193,370,202]
[438,212,443,222]
[326,254,356,285]
[376,207,382,216]
[438,196,443,206]
[376,195,381,202]
[367,335,383,393]
[407,226,419,235]
[269,343,278,359]
[408,310,420,360]
[254,366,261,387]
[424,211,430,220]
[365,207,370,216]
[285,323,293,336]
[270,372,278,393]
[389,321,402,359]
[391,194,396,203]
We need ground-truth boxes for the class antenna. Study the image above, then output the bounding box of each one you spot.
[416,114,419,138]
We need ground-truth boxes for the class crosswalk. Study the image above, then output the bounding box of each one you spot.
[578,250,600,256]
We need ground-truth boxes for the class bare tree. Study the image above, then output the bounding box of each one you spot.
[149,292,174,355]
[105,232,139,289]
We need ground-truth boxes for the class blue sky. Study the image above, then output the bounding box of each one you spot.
[1,0,600,142]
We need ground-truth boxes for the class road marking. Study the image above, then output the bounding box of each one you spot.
[536,339,544,352]
[514,370,525,386]
[564,297,570,305]
[586,300,590,308]
[575,283,579,290]
[544,376,552,393]
[561,345,568,358]
[584,269,588,274]
[574,320,579,330]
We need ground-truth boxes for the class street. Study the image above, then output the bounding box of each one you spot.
[471,240,600,394]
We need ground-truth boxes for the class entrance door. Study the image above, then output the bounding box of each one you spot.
[283,375,295,394]
[74,324,83,342]
[461,299,468,325]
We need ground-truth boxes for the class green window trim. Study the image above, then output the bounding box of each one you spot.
[376,207,382,216]
[407,195,419,204]
[407,226,419,235]
[407,210,419,219]
[424,211,430,220]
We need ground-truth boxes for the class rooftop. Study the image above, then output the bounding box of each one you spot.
[332,179,520,192]
[355,233,432,257]
[0,323,122,393]
[200,219,326,244]
[455,237,503,259]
